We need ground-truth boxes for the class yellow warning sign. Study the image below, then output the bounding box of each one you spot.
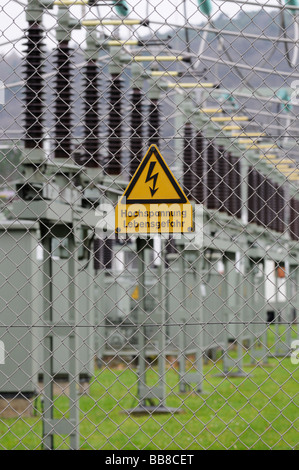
[115,145,193,234]
[131,286,139,300]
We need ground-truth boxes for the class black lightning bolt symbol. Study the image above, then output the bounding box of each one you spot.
[145,161,159,197]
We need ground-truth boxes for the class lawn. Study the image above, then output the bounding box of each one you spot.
[0,327,298,450]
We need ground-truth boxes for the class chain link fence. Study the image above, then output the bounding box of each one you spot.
[0,0,298,451]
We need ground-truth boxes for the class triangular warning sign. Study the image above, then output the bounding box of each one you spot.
[121,145,188,204]
[115,145,193,235]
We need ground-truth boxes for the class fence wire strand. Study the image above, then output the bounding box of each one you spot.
[0,0,298,451]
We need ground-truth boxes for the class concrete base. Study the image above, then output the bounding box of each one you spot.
[246,361,276,368]
[101,355,138,369]
[125,405,182,415]
[0,396,36,418]
[268,353,291,358]
[213,371,249,378]
[179,388,208,395]
[38,380,90,396]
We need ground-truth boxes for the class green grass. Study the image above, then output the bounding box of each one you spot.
[0,327,298,450]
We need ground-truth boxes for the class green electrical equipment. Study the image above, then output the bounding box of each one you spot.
[0,0,106,449]
[0,219,42,416]
[171,95,250,378]
[197,0,213,17]
[284,0,299,12]
[241,141,295,362]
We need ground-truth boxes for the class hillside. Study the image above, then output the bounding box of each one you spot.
[0,7,297,155]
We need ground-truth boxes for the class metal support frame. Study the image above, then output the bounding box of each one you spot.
[41,226,80,449]
[177,249,205,394]
[126,237,180,414]
[219,252,247,377]
[271,258,295,358]
[246,257,269,366]
[11,161,98,449]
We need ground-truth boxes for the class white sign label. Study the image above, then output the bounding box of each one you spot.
[0,341,5,365]
[0,81,4,105]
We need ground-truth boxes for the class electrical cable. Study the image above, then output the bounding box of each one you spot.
[292,16,299,66]
[149,14,299,85]
[194,16,283,91]
[150,18,298,44]
[0,36,25,47]
[278,0,299,68]
[11,0,26,6]
[78,234,95,268]
[191,15,255,88]
[196,51,299,78]
[279,0,293,67]
[183,0,191,58]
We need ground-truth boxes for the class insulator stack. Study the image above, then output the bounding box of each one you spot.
[103,238,114,269]
[94,237,104,270]
[263,178,270,228]
[93,238,114,270]
[267,179,277,230]
[235,158,242,218]
[256,172,266,226]
[130,88,143,176]
[166,237,177,254]
[23,22,45,149]
[106,74,123,175]
[276,186,285,233]
[290,198,299,240]
[247,167,257,223]
[256,173,263,226]
[217,145,230,213]
[183,123,194,200]
[194,132,205,204]
[81,60,101,167]
[148,99,160,147]
[227,154,241,218]
[206,141,221,210]
[53,42,73,159]
[165,236,177,268]
[274,183,282,232]
[249,169,265,226]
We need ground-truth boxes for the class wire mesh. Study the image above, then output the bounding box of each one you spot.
[0,0,298,451]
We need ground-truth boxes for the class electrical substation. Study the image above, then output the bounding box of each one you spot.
[0,0,299,450]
